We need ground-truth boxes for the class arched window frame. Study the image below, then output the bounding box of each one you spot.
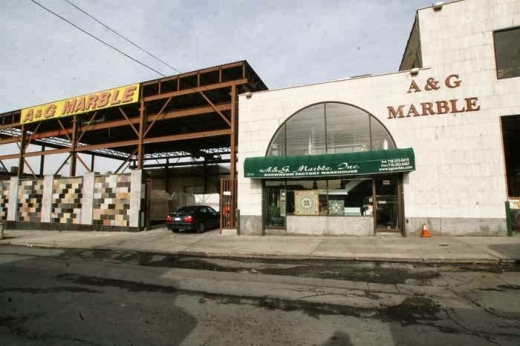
[265,102,397,157]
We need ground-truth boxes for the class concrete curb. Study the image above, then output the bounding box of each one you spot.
[0,242,509,266]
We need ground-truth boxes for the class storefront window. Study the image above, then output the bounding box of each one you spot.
[285,104,326,156]
[371,117,396,151]
[328,178,373,216]
[267,124,286,156]
[267,102,396,156]
[326,103,370,153]
[264,102,399,221]
[276,178,373,217]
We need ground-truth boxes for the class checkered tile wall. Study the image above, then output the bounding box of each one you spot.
[52,178,83,224]
[0,180,10,221]
[17,179,44,222]
[93,174,131,226]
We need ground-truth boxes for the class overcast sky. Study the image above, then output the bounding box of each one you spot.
[0,0,435,174]
[0,0,437,113]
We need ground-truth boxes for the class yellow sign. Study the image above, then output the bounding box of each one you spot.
[21,84,140,125]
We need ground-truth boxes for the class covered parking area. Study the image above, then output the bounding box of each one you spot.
[0,61,267,231]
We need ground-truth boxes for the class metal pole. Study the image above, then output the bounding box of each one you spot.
[138,98,145,169]
[70,116,78,176]
[17,125,26,178]
[39,145,45,176]
[230,85,237,228]
[505,201,513,237]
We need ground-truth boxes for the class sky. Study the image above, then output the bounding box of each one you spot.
[0,0,436,174]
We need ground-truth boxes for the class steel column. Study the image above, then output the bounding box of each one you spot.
[138,98,146,169]
[70,116,78,176]
[90,154,95,172]
[165,158,170,193]
[17,125,26,178]
[39,145,45,176]
[230,85,237,181]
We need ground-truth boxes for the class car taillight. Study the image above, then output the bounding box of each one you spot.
[183,215,194,222]
[166,215,172,222]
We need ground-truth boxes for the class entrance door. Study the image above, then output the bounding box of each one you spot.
[265,181,286,229]
[374,175,401,232]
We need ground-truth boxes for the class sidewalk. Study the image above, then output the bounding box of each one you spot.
[1,227,519,264]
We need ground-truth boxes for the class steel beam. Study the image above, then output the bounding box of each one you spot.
[142,129,231,145]
[4,104,232,144]
[76,154,91,173]
[54,154,71,176]
[23,158,37,178]
[144,97,172,138]
[114,148,138,174]
[142,79,247,102]
[118,108,139,137]
[76,111,98,144]
[0,160,8,172]
[199,92,231,127]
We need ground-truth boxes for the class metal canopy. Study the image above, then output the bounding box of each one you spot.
[0,60,268,178]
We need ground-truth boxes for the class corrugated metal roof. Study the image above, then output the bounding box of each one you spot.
[141,60,248,85]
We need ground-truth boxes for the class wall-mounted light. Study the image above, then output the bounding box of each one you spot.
[432,2,443,11]
[410,67,420,76]
[245,91,252,99]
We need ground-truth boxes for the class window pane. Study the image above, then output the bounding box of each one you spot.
[267,124,286,156]
[495,28,520,79]
[370,117,396,150]
[286,104,326,156]
[285,179,326,215]
[325,103,370,153]
[501,115,520,196]
[328,178,372,216]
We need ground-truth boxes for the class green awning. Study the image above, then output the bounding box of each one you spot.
[244,148,415,179]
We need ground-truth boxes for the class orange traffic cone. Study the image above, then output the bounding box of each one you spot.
[421,223,431,238]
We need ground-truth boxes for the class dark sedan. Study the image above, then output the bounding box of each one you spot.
[166,205,220,233]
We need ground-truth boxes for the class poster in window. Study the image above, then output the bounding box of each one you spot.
[328,200,345,216]
[295,190,319,215]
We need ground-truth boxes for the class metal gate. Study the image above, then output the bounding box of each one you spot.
[220,178,237,231]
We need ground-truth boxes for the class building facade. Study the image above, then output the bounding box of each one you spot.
[238,0,520,236]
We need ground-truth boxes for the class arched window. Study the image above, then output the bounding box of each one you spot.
[266,102,396,157]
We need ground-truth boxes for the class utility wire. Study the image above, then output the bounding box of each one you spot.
[64,0,181,75]
[30,0,166,76]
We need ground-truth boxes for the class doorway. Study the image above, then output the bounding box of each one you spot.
[374,175,401,233]
[264,181,286,229]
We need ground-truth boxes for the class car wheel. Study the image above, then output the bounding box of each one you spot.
[171,229,179,233]
[197,222,205,233]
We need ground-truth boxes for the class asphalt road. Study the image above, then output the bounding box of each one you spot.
[1,246,519,346]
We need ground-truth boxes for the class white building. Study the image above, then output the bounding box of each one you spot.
[237,0,520,236]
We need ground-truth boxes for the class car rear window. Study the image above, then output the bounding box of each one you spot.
[177,206,197,213]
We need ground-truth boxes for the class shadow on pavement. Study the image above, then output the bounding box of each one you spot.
[489,243,520,261]
[321,331,352,346]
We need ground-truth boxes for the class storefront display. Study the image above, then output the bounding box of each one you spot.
[237,0,519,236]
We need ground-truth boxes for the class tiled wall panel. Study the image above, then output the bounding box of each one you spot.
[52,177,83,224]
[93,174,131,226]
[0,180,10,221]
[17,179,44,222]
